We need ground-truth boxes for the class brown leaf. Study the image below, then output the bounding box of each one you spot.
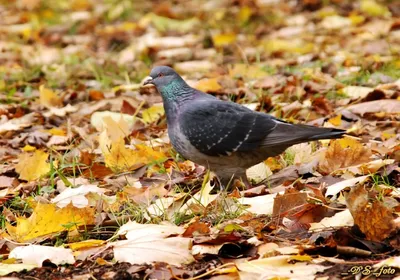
[318,138,372,175]
[82,163,113,179]
[346,184,396,241]
[272,188,307,222]
[121,100,137,115]
[88,90,105,101]
[346,99,400,116]
[312,97,333,115]
[182,221,210,237]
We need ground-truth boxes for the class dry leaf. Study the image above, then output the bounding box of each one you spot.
[0,113,36,134]
[318,138,372,175]
[110,221,193,266]
[0,263,37,276]
[328,114,342,126]
[39,85,62,108]
[346,100,400,116]
[51,185,111,208]
[9,245,75,266]
[5,203,95,242]
[142,104,164,124]
[346,184,396,241]
[194,78,222,93]
[15,150,50,181]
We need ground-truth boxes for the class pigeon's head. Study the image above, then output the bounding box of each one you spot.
[143,66,187,99]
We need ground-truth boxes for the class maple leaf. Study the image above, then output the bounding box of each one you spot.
[346,183,396,241]
[5,203,95,243]
[99,133,167,173]
[194,78,222,93]
[142,105,165,124]
[39,85,62,109]
[15,150,50,181]
[318,138,372,175]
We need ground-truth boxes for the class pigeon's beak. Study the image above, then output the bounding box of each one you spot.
[143,76,153,86]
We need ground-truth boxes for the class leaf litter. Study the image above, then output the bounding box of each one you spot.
[0,0,400,279]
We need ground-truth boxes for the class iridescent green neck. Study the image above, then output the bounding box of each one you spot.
[159,79,189,102]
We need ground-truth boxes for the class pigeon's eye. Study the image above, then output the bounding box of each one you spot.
[158,73,164,78]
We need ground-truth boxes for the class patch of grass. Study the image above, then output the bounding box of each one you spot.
[337,69,372,86]
[282,148,296,166]
[371,172,393,202]
[326,90,349,100]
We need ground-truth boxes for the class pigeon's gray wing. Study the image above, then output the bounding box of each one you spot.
[180,99,277,156]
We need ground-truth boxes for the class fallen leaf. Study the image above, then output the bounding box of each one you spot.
[318,138,372,175]
[212,33,236,47]
[5,203,95,242]
[9,245,75,266]
[325,175,370,197]
[51,185,112,208]
[237,255,328,279]
[39,85,62,108]
[90,111,135,132]
[15,150,50,181]
[68,239,105,251]
[346,183,396,241]
[0,263,37,276]
[360,0,390,16]
[341,86,374,99]
[88,90,105,101]
[194,78,222,93]
[239,193,277,215]
[246,162,273,184]
[309,209,354,230]
[110,221,193,266]
[142,104,164,124]
[0,113,36,134]
[174,60,217,73]
[179,178,218,215]
[328,114,342,126]
[346,100,400,116]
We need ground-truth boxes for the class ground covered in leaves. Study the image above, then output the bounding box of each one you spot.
[1,0,400,279]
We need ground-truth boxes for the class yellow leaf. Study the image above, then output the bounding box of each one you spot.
[328,114,342,126]
[39,85,62,109]
[146,13,199,33]
[264,157,283,172]
[142,105,164,124]
[289,255,312,261]
[229,64,266,79]
[360,0,390,16]
[5,203,95,242]
[349,14,365,25]
[318,138,372,175]
[15,150,50,181]
[238,6,252,24]
[336,137,362,149]
[135,144,167,163]
[46,128,66,136]
[382,131,396,140]
[102,115,130,141]
[100,135,137,172]
[263,39,313,54]
[194,78,222,93]
[212,33,236,47]
[0,80,5,91]
[99,134,167,173]
[68,239,105,251]
[21,144,36,152]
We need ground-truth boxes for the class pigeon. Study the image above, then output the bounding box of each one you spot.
[143,66,345,187]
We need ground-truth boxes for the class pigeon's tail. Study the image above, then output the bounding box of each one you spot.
[307,127,346,141]
[261,122,346,148]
